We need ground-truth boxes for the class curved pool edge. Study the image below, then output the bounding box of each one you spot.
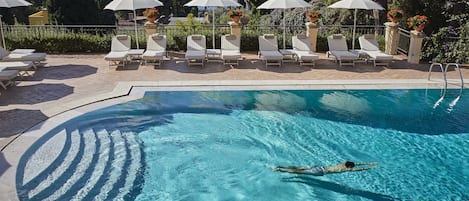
[0,79,465,201]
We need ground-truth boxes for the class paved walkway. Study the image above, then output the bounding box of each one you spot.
[0,52,467,148]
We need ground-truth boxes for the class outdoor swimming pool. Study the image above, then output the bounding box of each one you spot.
[16,89,469,200]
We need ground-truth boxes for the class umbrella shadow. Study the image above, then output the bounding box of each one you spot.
[160,59,232,74]
[27,65,97,81]
[0,109,49,138]
[282,176,397,201]
[258,62,312,73]
[0,152,11,177]
[116,62,141,71]
[0,83,74,106]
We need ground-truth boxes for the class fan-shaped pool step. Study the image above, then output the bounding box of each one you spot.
[19,128,143,201]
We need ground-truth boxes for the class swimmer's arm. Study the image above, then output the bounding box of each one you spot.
[355,162,378,166]
[274,168,307,174]
[274,166,308,171]
[350,166,377,172]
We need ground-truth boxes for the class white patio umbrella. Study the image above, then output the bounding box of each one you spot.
[105,0,164,49]
[328,0,384,49]
[0,0,32,48]
[257,0,311,50]
[184,0,241,50]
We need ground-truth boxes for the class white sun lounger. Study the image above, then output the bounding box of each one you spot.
[185,35,206,66]
[0,70,18,89]
[143,33,166,67]
[11,49,36,54]
[258,34,283,67]
[292,34,319,67]
[0,61,34,78]
[0,48,46,68]
[221,34,241,66]
[104,35,131,68]
[359,34,393,67]
[326,34,359,67]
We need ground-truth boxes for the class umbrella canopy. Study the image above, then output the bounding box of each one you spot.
[257,0,310,9]
[0,0,32,48]
[185,0,241,7]
[328,0,384,10]
[105,0,164,49]
[328,0,384,49]
[0,0,31,7]
[104,0,163,10]
[257,0,311,50]
[184,0,241,50]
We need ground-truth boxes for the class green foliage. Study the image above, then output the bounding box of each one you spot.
[174,13,203,33]
[421,15,469,63]
[6,33,111,53]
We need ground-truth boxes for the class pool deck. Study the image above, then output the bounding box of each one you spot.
[0,52,468,200]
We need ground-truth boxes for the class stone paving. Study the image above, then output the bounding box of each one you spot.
[0,52,468,149]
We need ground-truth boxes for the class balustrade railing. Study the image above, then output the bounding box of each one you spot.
[3,24,385,38]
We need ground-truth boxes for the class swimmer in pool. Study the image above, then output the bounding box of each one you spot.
[273,161,377,176]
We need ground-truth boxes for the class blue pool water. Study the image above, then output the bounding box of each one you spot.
[17,89,469,201]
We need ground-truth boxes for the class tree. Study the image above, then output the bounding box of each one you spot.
[46,0,108,25]
[421,0,469,63]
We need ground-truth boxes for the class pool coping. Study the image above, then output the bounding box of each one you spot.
[0,79,466,200]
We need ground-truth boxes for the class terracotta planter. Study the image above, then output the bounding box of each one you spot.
[308,17,318,23]
[146,17,157,23]
[413,25,425,32]
[388,17,399,23]
[231,16,241,23]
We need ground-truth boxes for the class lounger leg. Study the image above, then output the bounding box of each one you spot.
[0,81,6,89]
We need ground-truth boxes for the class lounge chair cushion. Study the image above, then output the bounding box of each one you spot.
[359,36,380,51]
[2,53,47,62]
[364,50,393,60]
[221,50,241,60]
[330,50,359,60]
[185,50,205,59]
[142,50,165,59]
[11,49,35,54]
[0,61,34,71]
[294,50,319,60]
[0,70,18,80]
[260,51,283,60]
[104,51,128,61]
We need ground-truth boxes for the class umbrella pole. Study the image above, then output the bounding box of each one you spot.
[352,8,357,50]
[134,10,139,49]
[0,15,5,48]
[283,9,286,50]
[212,9,215,49]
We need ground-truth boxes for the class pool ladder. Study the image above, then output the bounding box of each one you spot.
[428,63,465,90]
[428,63,465,110]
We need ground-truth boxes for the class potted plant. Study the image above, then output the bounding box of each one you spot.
[227,8,243,23]
[143,8,159,23]
[305,9,321,23]
[407,15,429,32]
[386,8,403,23]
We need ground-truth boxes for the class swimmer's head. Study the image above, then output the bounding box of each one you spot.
[345,161,355,168]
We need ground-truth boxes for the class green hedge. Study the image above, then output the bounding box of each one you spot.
[5,31,385,53]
